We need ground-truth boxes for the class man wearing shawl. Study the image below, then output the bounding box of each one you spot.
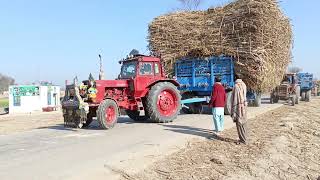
[231,73,248,144]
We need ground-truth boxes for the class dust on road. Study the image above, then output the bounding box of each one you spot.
[134,98,320,180]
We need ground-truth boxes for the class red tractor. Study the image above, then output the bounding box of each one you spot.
[62,55,181,129]
[270,73,300,106]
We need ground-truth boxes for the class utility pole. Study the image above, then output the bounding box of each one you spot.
[98,54,105,80]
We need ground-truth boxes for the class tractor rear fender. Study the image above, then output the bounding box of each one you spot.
[140,79,180,98]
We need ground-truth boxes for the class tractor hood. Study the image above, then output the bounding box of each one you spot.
[95,80,129,88]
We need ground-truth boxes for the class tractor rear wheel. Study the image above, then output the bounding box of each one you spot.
[146,82,181,123]
[125,110,149,122]
[97,99,119,129]
[224,91,232,115]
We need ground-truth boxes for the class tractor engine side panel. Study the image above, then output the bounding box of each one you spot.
[104,87,138,110]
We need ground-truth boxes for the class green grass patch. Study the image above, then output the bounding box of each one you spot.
[0,98,9,108]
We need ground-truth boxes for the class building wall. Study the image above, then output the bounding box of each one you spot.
[9,85,61,114]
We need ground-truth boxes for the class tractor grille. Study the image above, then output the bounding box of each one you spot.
[278,85,288,96]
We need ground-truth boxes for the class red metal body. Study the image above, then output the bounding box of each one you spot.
[88,55,178,112]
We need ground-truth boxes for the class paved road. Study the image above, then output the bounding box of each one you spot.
[0,103,282,180]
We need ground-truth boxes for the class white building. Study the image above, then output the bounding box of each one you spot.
[8,85,61,114]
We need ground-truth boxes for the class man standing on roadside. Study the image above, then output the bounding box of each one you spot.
[231,73,248,144]
[209,76,226,135]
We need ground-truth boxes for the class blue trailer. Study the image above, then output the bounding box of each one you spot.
[297,72,314,102]
[175,56,261,115]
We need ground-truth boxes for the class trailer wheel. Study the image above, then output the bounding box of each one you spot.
[291,95,296,106]
[253,93,262,107]
[295,86,300,104]
[181,93,203,114]
[224,91,232,115]
[125,110,149,122]
[270,93,275,104]
[97,99,119,129]
[181,93,193,114]
[146,82,181,123]
[301,91,306,101]
[305,90,311,102]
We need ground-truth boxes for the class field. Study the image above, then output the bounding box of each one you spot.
[0,98,9,108]
[135,98,320,180]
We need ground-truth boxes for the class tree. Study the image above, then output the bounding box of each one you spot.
[178,0,203,10]
[288,66,302,74]
[0,74,15,93]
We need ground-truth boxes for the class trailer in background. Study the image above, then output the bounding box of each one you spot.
[175,56,261,115]
[297,73,314,102]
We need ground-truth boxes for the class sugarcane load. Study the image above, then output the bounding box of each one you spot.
[148,0,293,93]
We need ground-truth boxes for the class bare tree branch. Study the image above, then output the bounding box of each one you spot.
[178,0,203,11]
[0,74,15,93]
[288,66,302,74]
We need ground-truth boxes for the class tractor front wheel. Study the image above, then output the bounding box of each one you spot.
[97,99,119,129]
[146,82,181,123]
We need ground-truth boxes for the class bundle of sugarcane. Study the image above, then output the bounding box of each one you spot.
[148,0,293,92]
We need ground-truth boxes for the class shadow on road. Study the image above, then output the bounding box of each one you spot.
[162,124,213,138]
[37,124,79,132]
[162,124,238,143]
[36,116,137,131]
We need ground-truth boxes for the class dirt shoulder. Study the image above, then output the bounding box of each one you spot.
[0,111,63,135]
[132,98,320,180]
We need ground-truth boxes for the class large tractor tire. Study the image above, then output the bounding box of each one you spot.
[295,86,300,104]
[125,110,149,122]
[97,99,119,129]
[305,90,311,102]
[224,91,232,115]
[146,82,181,123]
[301,91,306,101]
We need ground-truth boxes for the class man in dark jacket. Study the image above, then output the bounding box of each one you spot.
[209,76,226,134]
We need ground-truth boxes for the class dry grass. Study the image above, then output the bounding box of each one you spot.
[148,0,293,92]
[134,98,320,180]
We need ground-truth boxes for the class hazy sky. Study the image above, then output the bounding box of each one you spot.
[0,0,319,85]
